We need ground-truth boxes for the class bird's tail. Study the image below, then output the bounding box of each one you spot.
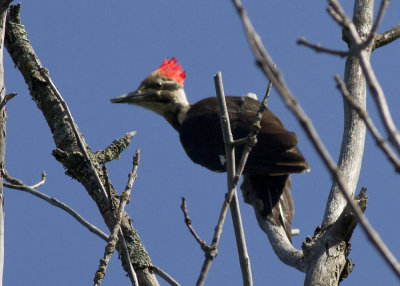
[241,174,294,241]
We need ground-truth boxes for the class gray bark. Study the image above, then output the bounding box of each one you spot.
[306,0,374,285]
[4,4,159,285]
[0,1,12,285]
[323,0,372,228]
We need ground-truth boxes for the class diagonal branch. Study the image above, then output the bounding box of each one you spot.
[5,4,157,284]
[3,170,109,241]
[231,0,400,279]
[180,197,207,249]
[335,75,400,172]
[363,0,389,48]
[94,131,136,164]
[94,150,141,286]
[328,0,400,153]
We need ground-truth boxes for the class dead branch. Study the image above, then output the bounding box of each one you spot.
[94,150,141,286]
[297,37,348,57]
[373,24,400,50]
[3,170,109,241]
[5,4,157,285]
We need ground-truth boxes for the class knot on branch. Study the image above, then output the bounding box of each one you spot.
[302,188,368,282]
[203,244,218,260]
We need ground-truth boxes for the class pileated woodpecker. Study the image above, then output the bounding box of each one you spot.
[111,58,309,240]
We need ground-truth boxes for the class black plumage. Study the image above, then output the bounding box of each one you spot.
[111,58,309,241]
[179,96,308,239]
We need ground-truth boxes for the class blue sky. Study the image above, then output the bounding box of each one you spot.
[3,1,400,285]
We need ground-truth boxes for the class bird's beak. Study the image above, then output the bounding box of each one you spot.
[110,91,150,104]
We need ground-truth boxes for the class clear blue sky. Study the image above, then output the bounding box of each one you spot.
[3,1,400,285]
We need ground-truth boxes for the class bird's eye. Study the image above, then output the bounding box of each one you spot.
[155,81,163,89]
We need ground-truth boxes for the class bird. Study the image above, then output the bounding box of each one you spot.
[111,58,309,241]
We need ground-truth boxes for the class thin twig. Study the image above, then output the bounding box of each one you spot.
[297,37,348,58]
[31,58,109,200]
[0,92,17,110]
[94,150,141,286]
[4,170,179,286]
[180,197,207,248]
[196,72,253,286]
[233,0,400,279]
[234,80,272,183]
[363,0,390,49]
[28,171,46,188]
[118,228,138,286]
[152,266,181,286]
[2,170,109,241]
[328,0,400,154]
[335,75,400,172]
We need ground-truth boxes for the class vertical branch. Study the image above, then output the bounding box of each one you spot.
[0,2,12,285]
[323,0,371,227]
[195,73,253,286]
[231,0,400,282]
[214,72,253,286]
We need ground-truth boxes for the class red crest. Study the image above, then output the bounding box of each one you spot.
[154,58,186,86]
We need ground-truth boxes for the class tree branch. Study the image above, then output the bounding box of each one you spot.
[195,72,253,286]
[231,0,400,281]
[5,5,158,285]
[373,24,400,50]
[3,170,109,241]
[152,266,181,286]
[180,197,207,249]
[328,0,400,154]
[297,37,348,57]
[0,1,12,284]
[335,75,400,172]
[94,131,136,164]
[363,0,389,48]
[94,150,140,286]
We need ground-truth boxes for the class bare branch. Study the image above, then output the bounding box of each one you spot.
[363,0,390,48]
[297,37,348,58]
[234,81,272,182]
[335,75,400,172]
[328,0,400,153]
[118,228,138,286]
[180,197,207,248]
[28,171,46,188]
[5,6,155,282]
[3,170,109,241]
[196,72,253,286]
[94,150,141,286]
[94,131,137,164]
[0,92,16,110]
[231,0,306,269]
[231,0,400,279]
[152,266,181,286]
[0,2,14,282]
[374,24,400,50]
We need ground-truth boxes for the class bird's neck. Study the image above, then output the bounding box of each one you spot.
[164,88,191,131]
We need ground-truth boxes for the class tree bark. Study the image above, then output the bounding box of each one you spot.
[4,4,159,285]
[305,0,374,284]
[323,0,372,228]
[0,1,12,285]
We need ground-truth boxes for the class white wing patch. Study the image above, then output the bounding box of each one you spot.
[245,92,258,100]
[219,155,227,166]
